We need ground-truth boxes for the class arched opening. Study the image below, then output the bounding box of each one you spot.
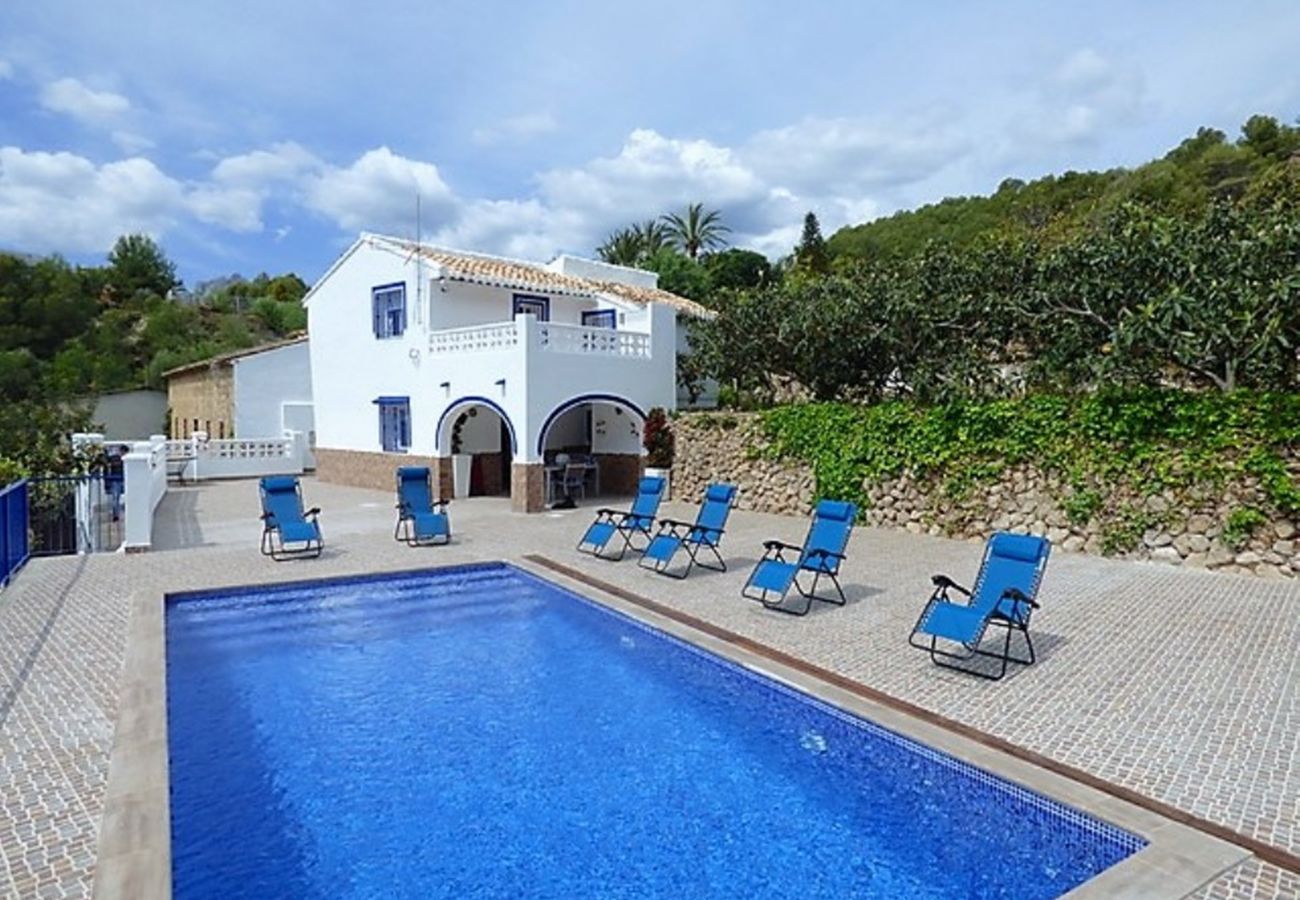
[537,394,646,502]
[436,398,517,499]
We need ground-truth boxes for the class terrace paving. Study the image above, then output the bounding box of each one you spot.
[1,476,1297,898]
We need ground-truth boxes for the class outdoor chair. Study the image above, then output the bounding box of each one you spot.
[639,483,738,579]
[394,466,450,546]
[560,462,587,502]
[258,475,323,560]
[908,532,1050,680]
[741,499,857,615]
[576,476,666,561]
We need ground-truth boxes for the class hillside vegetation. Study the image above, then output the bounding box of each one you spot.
[0,235,307,474]
[827,115,1300,262]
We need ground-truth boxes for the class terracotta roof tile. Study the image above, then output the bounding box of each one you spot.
[369,235,714,319]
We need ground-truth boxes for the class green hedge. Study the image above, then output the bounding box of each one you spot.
[760,390,1300,525]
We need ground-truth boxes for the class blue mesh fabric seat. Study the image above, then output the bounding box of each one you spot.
[639,483,738,579]
[258,476,323,560]
[394,466,450,546]
[741,500,857,615]
[576,476,666,561]
[908,532,1051,680]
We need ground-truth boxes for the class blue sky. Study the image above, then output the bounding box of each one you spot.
[1,1,1297,287]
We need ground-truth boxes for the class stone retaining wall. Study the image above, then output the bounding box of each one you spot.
[672,412,1300,580]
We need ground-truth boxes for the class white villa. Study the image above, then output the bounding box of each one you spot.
[303,233,710,511]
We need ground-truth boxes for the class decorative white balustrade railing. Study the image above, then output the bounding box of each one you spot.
[427,319,651,359]
[428,322,520,354]
[164,433,309,482]
[535,322,651,358]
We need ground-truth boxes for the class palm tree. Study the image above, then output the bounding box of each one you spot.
[596,228,644,266]
[632,219,674,257]
[661,203,730,259]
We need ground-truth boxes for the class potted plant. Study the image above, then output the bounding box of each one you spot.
[450,410,475,499]
[642,407,675,498]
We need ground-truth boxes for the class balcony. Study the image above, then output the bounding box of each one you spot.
[428,319,651,359]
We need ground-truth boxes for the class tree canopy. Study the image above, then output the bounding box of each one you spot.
[0,235,309,474]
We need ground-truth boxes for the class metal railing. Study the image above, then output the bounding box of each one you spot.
[26,474,123,557]
[1,478,29,587]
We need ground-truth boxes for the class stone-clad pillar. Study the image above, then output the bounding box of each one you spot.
[511,463,545,513]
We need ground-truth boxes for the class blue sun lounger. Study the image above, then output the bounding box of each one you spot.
[908,532,1050,680]
[639,483,738,578]
[741,499,857,615]
[395,466,450,546]
[258,475,322,560]
[576,476,666,561]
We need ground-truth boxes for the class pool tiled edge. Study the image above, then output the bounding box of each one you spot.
[96,557,1250,900]
[93,590,170,900]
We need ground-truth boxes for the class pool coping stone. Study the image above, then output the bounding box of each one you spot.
[94,555,1252,899]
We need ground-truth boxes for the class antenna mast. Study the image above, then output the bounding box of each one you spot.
[415,193,424,327]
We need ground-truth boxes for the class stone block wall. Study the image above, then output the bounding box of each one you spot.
[672,412,1300,580]
[672,414,814,514]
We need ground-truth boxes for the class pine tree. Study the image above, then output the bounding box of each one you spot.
[794,212,829,273]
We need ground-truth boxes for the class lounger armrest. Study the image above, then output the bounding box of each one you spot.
[658,517,692,529]
[1001,586,1039,609]
[433,499,450,509]
[807,548,846,562]
[931,574,971,596]
[595,507,626,519]
[304,507,321,518]
[763,539,800,552]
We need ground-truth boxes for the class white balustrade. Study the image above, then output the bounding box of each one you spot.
[427,319,651,359]
[535,322,652,358]
[428,322,520,354]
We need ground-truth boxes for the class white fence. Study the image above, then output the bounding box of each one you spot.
[122,435,168,551]
[166,431,310,482]
[428,319,652,359]
[429,322,520,354]
[535,322,651,358]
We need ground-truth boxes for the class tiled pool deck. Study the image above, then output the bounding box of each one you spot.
[1,477,1297,898]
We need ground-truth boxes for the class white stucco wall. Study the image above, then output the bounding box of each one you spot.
[306,238,682,465]
[231,341,314,438]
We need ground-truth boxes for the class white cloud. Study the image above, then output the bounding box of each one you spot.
[472,112,559,145]
[0,147,183,253]
[1024,49,1146,146]
[744,116,965,195]
[40,77,131,124]
[304,146,457,234]
[212,142,319,187]
[111,130,155,154]
[0,59,13,80]
[188,185,263,232]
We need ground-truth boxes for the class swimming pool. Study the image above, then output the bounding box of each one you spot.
[166,562,1144,898]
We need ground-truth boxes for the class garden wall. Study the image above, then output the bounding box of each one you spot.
[673,412,1299,580]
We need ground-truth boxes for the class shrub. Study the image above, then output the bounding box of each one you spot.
[1222,506,1268,550]
[643,407,675,468]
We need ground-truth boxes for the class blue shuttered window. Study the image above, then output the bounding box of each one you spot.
[372,283,407,338]
[376,397,411,452]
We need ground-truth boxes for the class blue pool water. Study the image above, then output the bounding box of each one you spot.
[167,563,1143,899]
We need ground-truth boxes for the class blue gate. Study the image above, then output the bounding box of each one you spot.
[1,478,30,587]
